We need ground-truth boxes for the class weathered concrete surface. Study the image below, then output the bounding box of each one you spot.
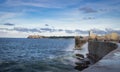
[88,41,117,63]
[82,42,120,72]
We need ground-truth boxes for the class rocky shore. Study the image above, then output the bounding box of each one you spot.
[74,54,91,71]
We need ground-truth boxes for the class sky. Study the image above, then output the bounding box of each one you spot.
[0,0,120,38]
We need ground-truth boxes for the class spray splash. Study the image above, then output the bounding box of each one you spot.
[65,40,75,52]
[74,42,88,57]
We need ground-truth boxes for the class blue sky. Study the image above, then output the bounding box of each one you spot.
[0,0,120,38]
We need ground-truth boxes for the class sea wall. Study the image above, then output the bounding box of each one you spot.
[82,41,120,72]
[87,41,117,63]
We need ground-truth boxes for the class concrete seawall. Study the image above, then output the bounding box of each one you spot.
[87,41,117,63]
[82,41,120,72]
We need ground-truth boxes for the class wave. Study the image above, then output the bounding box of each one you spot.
[74,42,88,57]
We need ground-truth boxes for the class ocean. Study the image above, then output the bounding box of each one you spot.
[0,38,88,72]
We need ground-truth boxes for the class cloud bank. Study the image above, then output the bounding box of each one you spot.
[0,27,120,35]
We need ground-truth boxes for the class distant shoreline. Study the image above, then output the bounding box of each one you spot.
[27,36,75,39]
[27,35,84,39]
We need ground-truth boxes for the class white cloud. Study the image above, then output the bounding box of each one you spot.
[0,12,24,22]
[3,0,82,8]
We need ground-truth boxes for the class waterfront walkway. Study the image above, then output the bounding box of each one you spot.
[82,43,120,72]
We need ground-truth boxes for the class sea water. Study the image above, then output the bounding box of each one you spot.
[0,38,87,72]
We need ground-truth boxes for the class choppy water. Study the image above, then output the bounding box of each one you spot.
[0,38,82,72]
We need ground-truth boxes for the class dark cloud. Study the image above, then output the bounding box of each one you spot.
[14,27,29,32]
[114,30,120,34]
[0,27,57,33]
[3,23,15,26]
[98,8,117,12]
[58,29,63,31]
[0,28,10,30]
[79,7,98,13]
[65,30,74,34]
[75,29,88,34]
[99,9,108,12]
[29,28,41,32]
[40,28,54,32]
[91,29,106,35]
[13,27,41,33]
[105,28,120,34]
[83,17,95,20]
[45,24,49,26]
[90,28,120,35]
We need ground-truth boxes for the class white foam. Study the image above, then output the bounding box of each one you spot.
[48,55,55,59]
[65,41,75,51]
[74,42,88,57]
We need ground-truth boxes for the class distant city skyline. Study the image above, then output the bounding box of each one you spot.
[0,0,120,38]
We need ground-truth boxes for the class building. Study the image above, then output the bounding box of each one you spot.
[89,31,97,39]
